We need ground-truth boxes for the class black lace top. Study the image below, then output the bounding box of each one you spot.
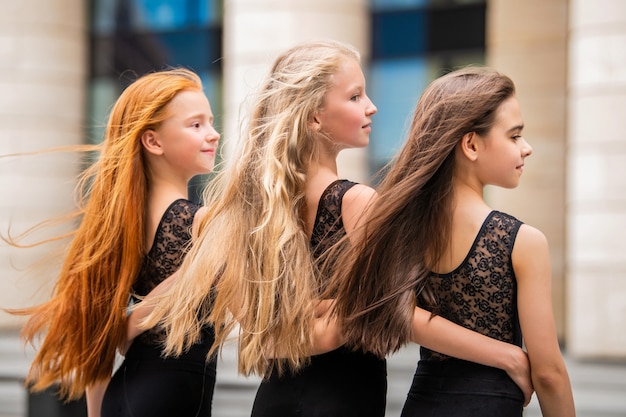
[310,179,356,290]
[253,179,387,417]
[418,210,523,361]
[132,199,200,345]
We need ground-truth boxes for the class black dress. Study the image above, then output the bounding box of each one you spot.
[401,211,525,417]
[251,180,388,417]
[101,199,217,417]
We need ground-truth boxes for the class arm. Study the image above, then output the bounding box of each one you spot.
[125,271,179,346]
[86,380,109,417]
[411,307,533,406]
[514,225,575,416]
[311,299,344,355]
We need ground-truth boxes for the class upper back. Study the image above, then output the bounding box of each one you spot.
[133,198,201,296]
[310,179,356,287]
[420,210,524,360]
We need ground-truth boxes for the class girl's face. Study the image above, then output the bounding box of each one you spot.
[154,89,220,179]
[315,58,377,152]
[475,96,532,189]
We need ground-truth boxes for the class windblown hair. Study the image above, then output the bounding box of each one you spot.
[142,40,361,377]
[331,66,516,358]
[8,68,203,400]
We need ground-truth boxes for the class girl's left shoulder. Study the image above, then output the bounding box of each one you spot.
[513,223,550,260]
[342,183,377,232]
[342,183,376,212]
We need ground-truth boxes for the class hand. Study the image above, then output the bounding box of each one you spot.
[505,346,534,406]
[311,299,345,354]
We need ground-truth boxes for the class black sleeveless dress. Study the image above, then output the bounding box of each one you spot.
[402,211,525,417]
[101,199,217,417]
[251,180,388,417]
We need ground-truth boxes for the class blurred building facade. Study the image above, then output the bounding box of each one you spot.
[1,0,625,360]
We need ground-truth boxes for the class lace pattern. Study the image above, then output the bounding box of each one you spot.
[419,211,523,361]
[132,199,201,345]
[310,179,356,290]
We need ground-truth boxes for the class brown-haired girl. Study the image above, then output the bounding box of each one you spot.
[333,66,575,417]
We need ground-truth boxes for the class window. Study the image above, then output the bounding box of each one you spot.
[368,0,486,175]
[88,0,223,202]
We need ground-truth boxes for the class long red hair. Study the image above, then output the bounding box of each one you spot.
[9,68,203,400]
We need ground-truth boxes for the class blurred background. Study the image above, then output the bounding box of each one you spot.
[1,0,625,416]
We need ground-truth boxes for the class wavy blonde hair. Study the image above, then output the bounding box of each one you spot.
[7,68,203,400]
[143,40,361,377]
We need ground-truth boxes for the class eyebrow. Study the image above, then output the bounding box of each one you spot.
[186,113,214,122]
[507,124,524,133]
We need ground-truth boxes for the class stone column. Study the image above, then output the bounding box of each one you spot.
[0,0,87,328]
[567,0,626,359]
[486,0,569,338]
[222,0,371,183]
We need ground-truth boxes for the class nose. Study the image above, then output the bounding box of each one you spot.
[521,137,532,157]
[366,95,377,116]
[207,125,220,143]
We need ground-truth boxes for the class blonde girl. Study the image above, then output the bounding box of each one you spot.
[7,68,220,416]
[142,42,532,417]
[332,67,575,417]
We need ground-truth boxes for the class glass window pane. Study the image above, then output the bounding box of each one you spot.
[92,0,117,34]
[133,0,186,29]
[370,0,429,11]
[87,77,119,145]
[368,58,430,170]
[371,0,483,10]
[92,0,220,33]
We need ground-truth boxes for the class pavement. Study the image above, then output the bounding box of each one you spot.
[1,331,625,417]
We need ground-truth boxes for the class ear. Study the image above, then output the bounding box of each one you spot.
[141,129,164,156]
[308,113,322,133]
[459,131,479,162]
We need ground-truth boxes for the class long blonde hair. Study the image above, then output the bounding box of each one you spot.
[7,68,203,400]
[144,40,361,377]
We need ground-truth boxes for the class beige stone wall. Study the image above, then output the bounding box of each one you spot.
[486,0,569,339]
[567,0,626,359]
[0,0,87,328]
[222,0,371,183]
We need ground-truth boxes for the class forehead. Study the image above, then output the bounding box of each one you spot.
[329,58,363,88]
[493,96,522,126]
[165,89,211,114]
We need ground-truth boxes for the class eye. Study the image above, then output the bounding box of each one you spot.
[350,94,360,101]
[192,122,201,129]
[512,134,522,141]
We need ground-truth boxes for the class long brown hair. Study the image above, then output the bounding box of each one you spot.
[142,40,362,377]
[331,67,516,358]
[8,68,203,400]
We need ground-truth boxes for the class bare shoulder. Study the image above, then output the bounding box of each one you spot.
[191,206,209,237]
[512,223,550,271]
[514,223,549,252]
[343,183,376,212]
[342,183,377,232]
